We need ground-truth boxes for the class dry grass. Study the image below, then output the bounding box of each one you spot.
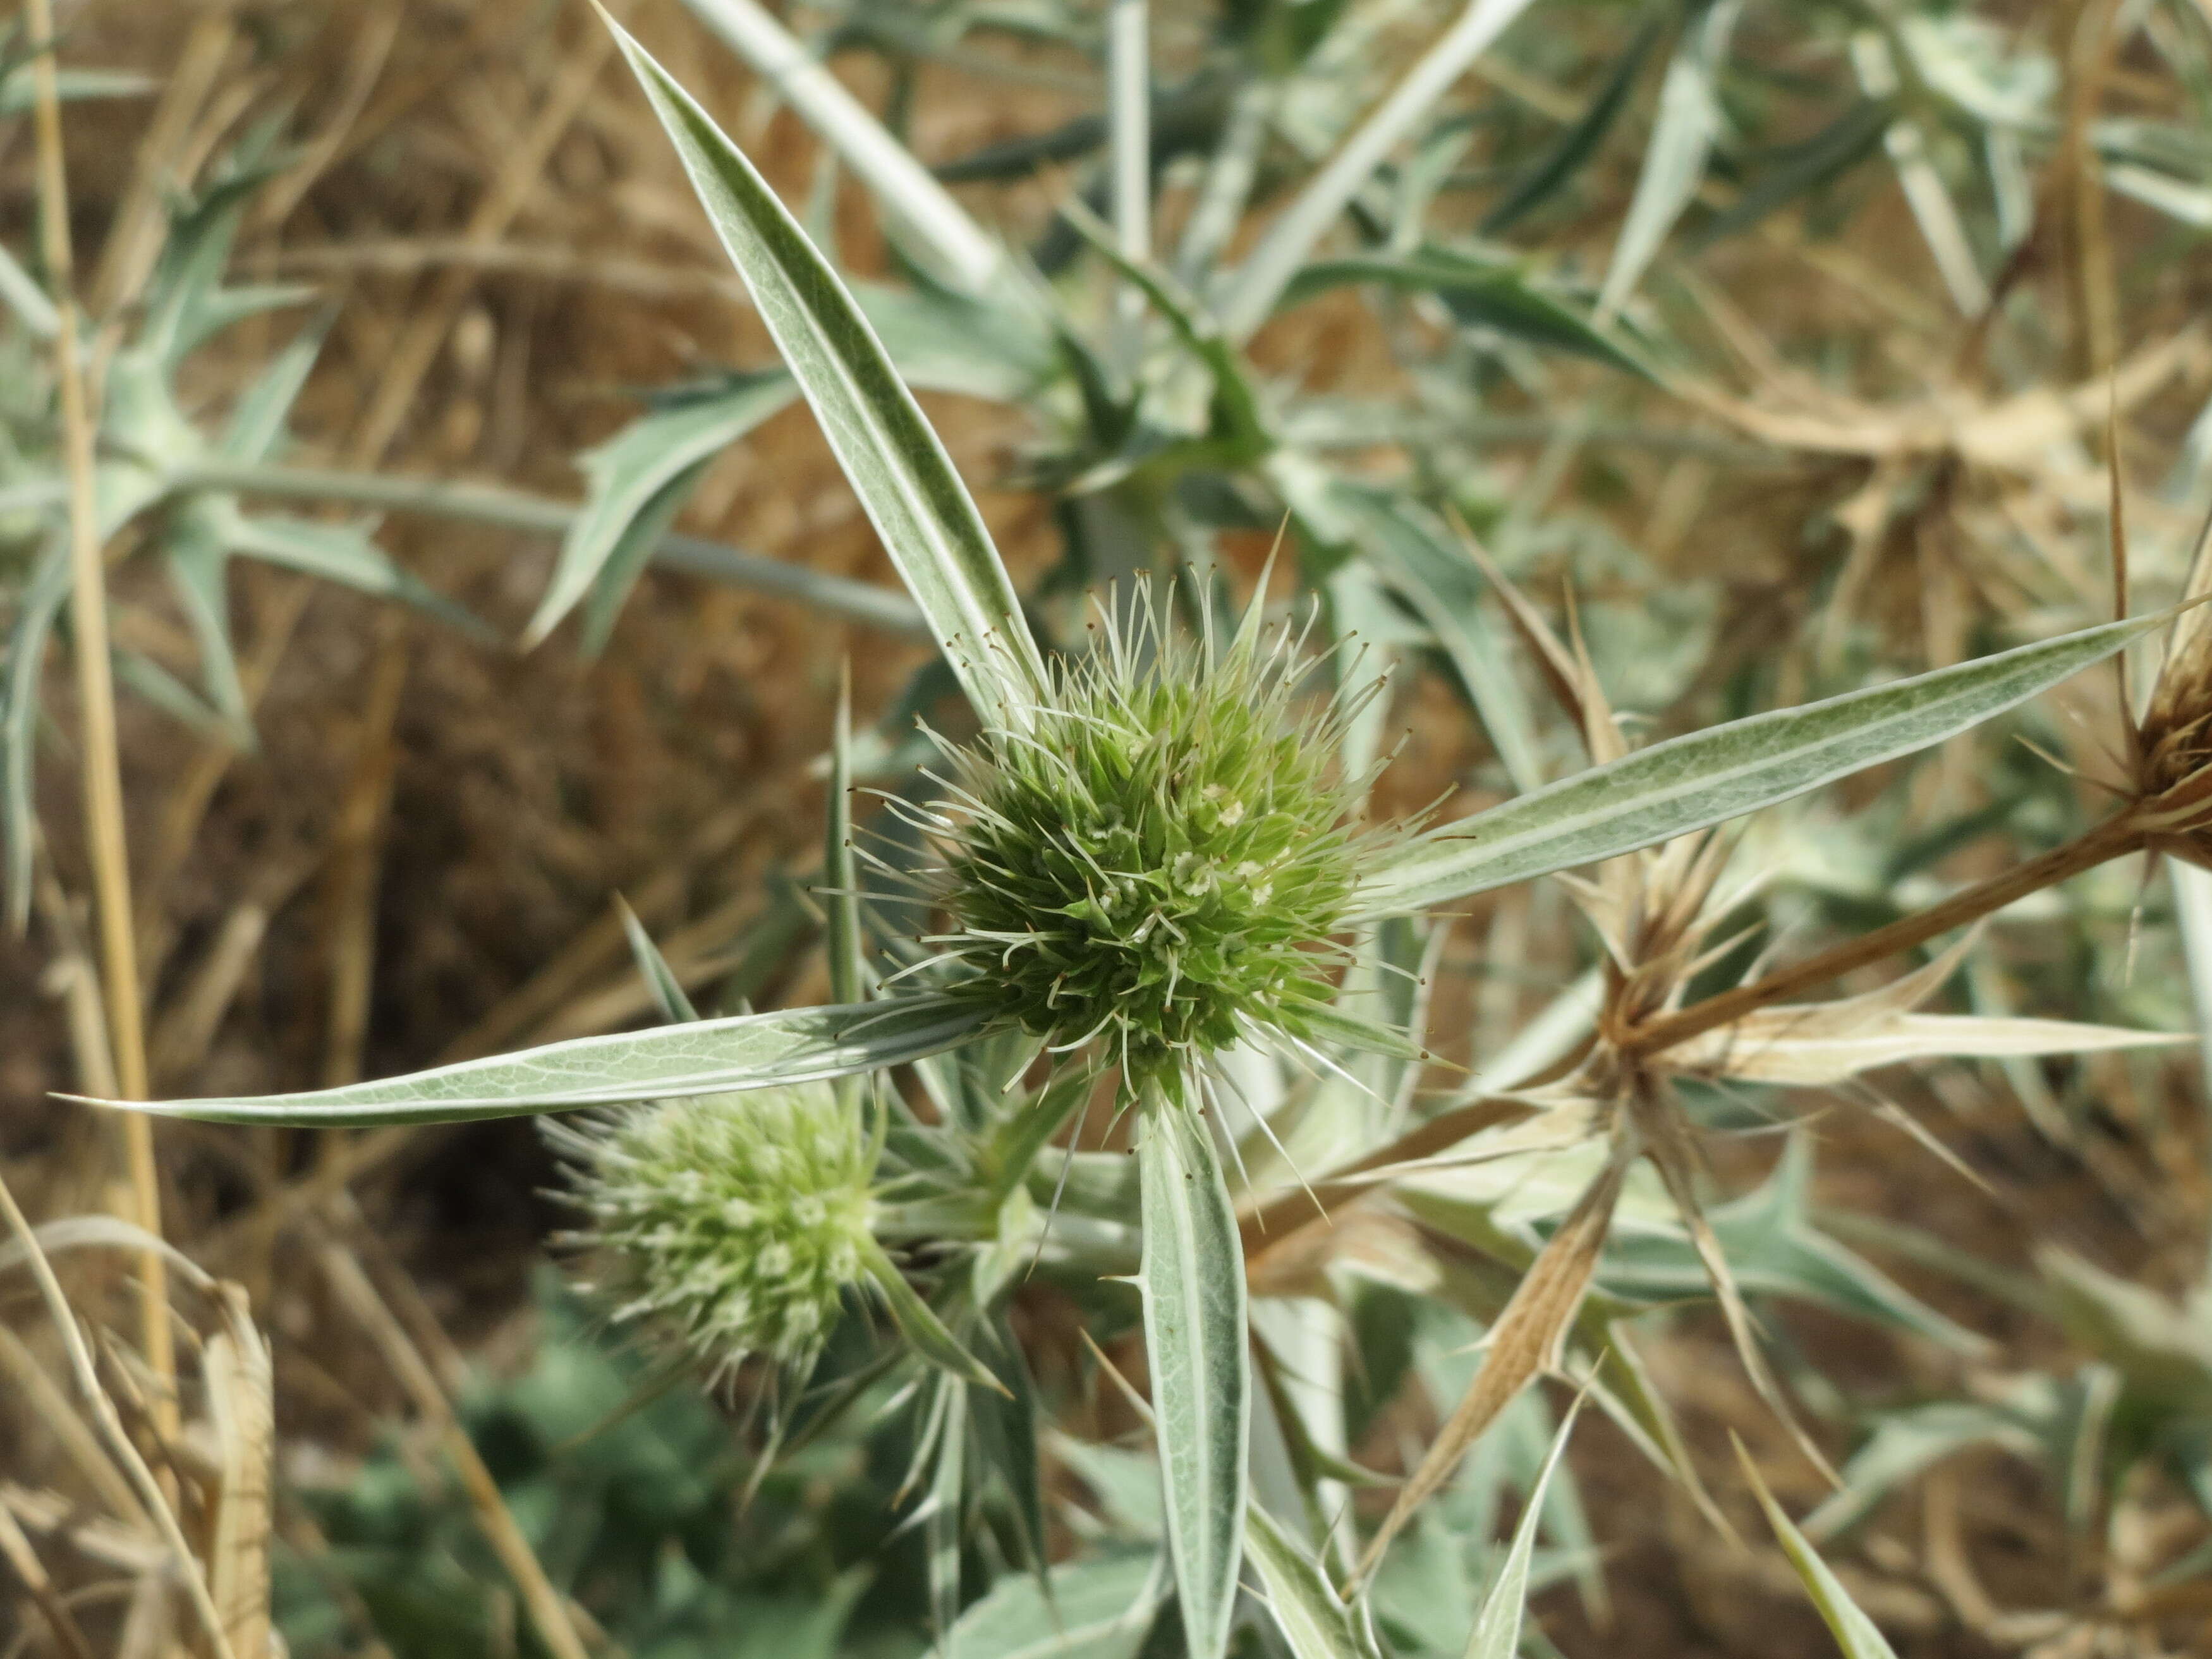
[4,1,2211,1655]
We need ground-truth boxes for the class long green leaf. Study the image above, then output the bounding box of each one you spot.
[1335,487,1543,794]
[1247,1504,1382,1659]
[1138,1101,1249,1659]
[1481,9,1662,235]
[861,1240,1005,1393]
[523,373,796,647]
[602,13,1047,734]
[1279,248,1648,377]
[1218,0,1547,341]
[73,994,991,1126]
[3,539,70,928]
[678,0,1006,296]
[1596,0,1742,320]
[1462,1395,1582,1659]
[616,899,702,1024]
[222,509,487,639]
[1351,611,2168,919]
[1735,1440,1900,1659]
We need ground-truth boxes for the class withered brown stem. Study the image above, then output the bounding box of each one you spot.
[1625,810,2147,1059]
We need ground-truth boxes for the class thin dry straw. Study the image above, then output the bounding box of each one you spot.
[23,0,173,1430]
[0,1172,236,1659]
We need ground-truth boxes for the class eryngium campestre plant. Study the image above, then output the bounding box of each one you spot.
[547,1082,873,1378]
[914,585,1393,1088]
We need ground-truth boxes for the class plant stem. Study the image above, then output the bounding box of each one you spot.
[680,0,1005,296]
[1625,810,2145,1058]
[1217,0,1538,341]
[26,0,173,1421]
[169,458,933,639]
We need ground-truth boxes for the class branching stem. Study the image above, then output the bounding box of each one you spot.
[169,458,932,638]
[1626,809,2146,1058]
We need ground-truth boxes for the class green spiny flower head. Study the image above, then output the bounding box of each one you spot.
[549,1082,874,1378]
[927,583,1385,1085]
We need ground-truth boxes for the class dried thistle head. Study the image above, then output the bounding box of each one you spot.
[2136,618,2212,803]
[921,583,1389,1088]
[548,1083,875,1379]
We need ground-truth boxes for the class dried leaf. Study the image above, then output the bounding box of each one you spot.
[1352,1151,1627,1584]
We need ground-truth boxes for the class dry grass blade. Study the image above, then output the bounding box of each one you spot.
[23,0,171,1426]
[1447,511,1583,736]
[1653,931,2189,1083]
[1626,810,2148,1057]
[1239,1094,1538,1255]
[1634,1094,1838,1486]
[202,1288,274,1659]
[1351,1149,1629,1586]
[320,621,410,1090]
[0,1496,99,1659]
[0,1323,148,1529]
[0,1174,236,1659]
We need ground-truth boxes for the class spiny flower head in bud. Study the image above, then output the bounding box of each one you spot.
[920,583,1389,1085]
[547,1082,874,1379]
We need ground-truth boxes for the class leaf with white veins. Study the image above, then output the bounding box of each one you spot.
[1138,1101,1249,1659]
[73,995,992,1125]
[1352,611,2172,919]
[601,12,1047,734]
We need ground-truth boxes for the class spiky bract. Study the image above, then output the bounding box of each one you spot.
[550,1083,873,1376]
[931,590,1377,1084]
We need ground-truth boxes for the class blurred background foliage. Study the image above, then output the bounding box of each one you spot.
[4,0,2212,1655]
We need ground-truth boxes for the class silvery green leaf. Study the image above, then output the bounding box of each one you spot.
[110,645,240,744]
[1595,1138,1986,1354]
[969,1323,1050,1579]
[676,0,1007,296]
[1057,202,1270,458]
[617,899,701,1024]
[1138,1102,1249,1659]
[578,466,697,655]
[1595,0,1742,320]
[0,64,152,114]
[221,508,488,638]
[1736,1442,1901,1659]
[138,150,304,366]
[1352,611,2169,918]
[1691,100,1898,248]
[1246,1503,1382,1659]
[74,994,992,1124]
[1280,248,1648,377]
[1482,11,1663,235]
[1462,1395,1582,1659]
[863,1242,1004,1393]
[1803,1391,2048,1541]
[0,243,57,339]
[858,281,1055,404]
[523,373,796,646]
[2104,162,2212,230]
[3,538,69,928]
[944,1551,1163,1659]
[603,15,1048,734]
[219,308,334,463]
[161,506,250,729]
[1217,0,1547,341]
[1335,486,1543,794]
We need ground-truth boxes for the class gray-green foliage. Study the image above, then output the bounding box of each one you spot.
[0,137,482,923]
[46,2,2212,1655]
